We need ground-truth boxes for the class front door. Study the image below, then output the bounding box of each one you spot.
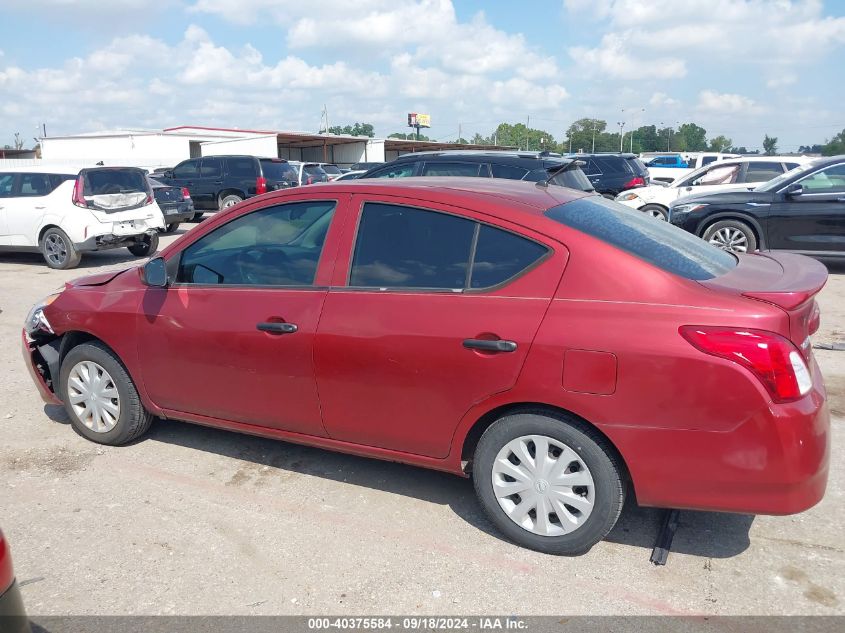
[5,173,53,247]
[314,197,566,458]
[136,197,345,435]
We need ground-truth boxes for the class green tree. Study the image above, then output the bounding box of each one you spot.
[629,125,661,153]
[821,129,845,156]
[798,144,823,154]
[565,118,607,153]
[327,122,375,137]
[470,132,491,145]
[677,123,708,151]
[763,134,778,155]
[708,135,733,152]
[729,146,754,154]
[492,122,556,151]
[388,132,431,141]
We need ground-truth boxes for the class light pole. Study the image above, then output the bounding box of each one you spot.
[617,121,626,152]
[591,122,597,153]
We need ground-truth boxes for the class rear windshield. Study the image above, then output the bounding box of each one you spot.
[626,157,648,174]
[304,165,328,178]
[543,165,595,192]
[320,164,342,175]
[260,160,298,181]
[82,168,147,196]
[545,196,737,280]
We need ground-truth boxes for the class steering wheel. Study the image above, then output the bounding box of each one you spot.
[234,247,291,285]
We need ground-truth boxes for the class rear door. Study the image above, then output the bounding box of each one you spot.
[191,157,225,209]
[740,161,786,187]
[314,196,566,458]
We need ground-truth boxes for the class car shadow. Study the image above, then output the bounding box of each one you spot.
[122,417,753,559]
[0,250,144,269]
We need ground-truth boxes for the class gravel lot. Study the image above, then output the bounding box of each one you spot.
[1,220,843,616]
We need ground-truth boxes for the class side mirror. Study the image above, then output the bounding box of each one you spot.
[141,257,168,287]
[785,183,804,197]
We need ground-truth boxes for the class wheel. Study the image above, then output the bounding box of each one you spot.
[165,222,181,233]
[192,212,204,222]
[59,342,154,445]
[601,193,615,200]
[40,227,81,269]
[702,220,757,253]
[127,232,159,257]
[640,204,668,221]
[473,411,625,555]
[219,194,243,210]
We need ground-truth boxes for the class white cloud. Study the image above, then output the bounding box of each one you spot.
[696,90,761,115]
[570,33,686,79]
[766,74,797,89]
[649,92,679,107]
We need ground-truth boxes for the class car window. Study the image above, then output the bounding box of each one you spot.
[200,157,224,179]
[545,166,595,192]
[595,157,631,174]
[545,196,737,281]
[470,224,548,289]
[82,169,147,196]
[756,162,816,192]
[366,163,418,179]
[260,160,298,182]
[177,201,336,286]
[421,162,482,177]
[696,164,740,186]
[743,162,784,183]
[581,159,602,176]
[320,165,342,175]
[784,162,800,170]
[0,173,15,197]
[173,160,199,179]
[18,173,52,196]
[491,164,529,180]
[226,157,258,178]
[303,165,329,182]
[796,164,845,193]
[350,203,475,289]
[701,156,718,166]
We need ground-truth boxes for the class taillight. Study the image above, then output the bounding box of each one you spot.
[256,176,267,195]
[145,193,153,205]
[72,176,87,208]
[623,176,645,189]
[181,187,191,200]
[680,326,813,403]
[807,301,820,336]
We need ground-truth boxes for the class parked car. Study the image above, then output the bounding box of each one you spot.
[359,151,595,193]
[565,153,649,197]
[317,163,343,181]
[0,529,30,633]
[289,162,330,185]
[23,179,829,555]
[350,161,384,171]
[648,152,740,184]
[149,178,195,232]
[617,156,809,220]
[160,156,298,216]
[333,170,367,181]
[646,154,688,169]
[0,166,164,269]
[669,155,845,256]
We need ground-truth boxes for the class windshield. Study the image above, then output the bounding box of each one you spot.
[755,162,816,192]
[83,168,147,196]
[260,160,298,181]
[544,164,594,192]
[673,163,716,188]
[545,196,737,280]
[304,165,329,181]
[320,164,342,175]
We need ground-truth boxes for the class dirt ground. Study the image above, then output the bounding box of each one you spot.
[1,222,843,616]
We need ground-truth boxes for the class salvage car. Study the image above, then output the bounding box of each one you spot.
[0,529,30,633]
[23,178,829,555]
[0,166,164,269]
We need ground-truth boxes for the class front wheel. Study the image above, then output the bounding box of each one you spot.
[702,220,757,253]
[640,204,668,221]
[127,232,159,257]
[473,411,625,555]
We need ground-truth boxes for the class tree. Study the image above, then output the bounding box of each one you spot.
[629,125,661,153]
[387,132,430,141]
[708,135,733,152]
[677,123,707,151]
[728,146,754,154]
[470,132,491,145]
[492,122,556,151]
[798,144,823,154]
[763,134,778,155]
[565,118,607,153]
[327,122,375,137]
[821,129,845,156]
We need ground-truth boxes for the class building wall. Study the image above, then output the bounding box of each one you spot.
[41,134,191,168]
[201,135,278,157]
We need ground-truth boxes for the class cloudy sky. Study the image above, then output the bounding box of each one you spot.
[2,0,844,151]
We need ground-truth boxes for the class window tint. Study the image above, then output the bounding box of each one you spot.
[581,159,602,176]
[200,157,223,178]
[303,165,329,182]
[173,160,199,179]
[470,225,548,288]
[696,164,740,185]
[701,156,718,166]
[784,162,800,170]
[545,196,736,281]
[18,173,52,196]
[177,201,336,286]
[545,166,595,192]
[350,204,475,289]
[226,157,258,178]
[260,160,298,181]
[421,162,482,177]
[743,162,784,183]
[594,157,631,174]
[82,168,147,196]
[796,164,845,193]
[320,164,342,175]
[0,174,15,197]
[491,164,529,180]
[366,162,418,179]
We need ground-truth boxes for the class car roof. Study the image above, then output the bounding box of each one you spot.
[0,164,81,175]
[391,150,566,160]
[565,153,639,159]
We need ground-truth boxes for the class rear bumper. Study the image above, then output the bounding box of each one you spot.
[0,581,30,633]
[21,331,61,406]
[75,229,157,252]
[159,203,195,224]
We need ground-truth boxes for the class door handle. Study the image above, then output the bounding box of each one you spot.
[257,322,298,334]
[462,338,517,352]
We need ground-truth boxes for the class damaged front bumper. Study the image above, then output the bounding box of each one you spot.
[22,330,62,405]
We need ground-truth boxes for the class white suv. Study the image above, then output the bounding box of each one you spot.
[0,166,165,268]
[616,156,811,220]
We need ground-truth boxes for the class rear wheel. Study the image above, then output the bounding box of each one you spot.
[192,212,204,222]
[127,232,159,257]
[41,227,81,269]
[703,220,757,253]
[59,342,154,445]
[219,194,242,210]
[640,204,668,221]
[473,411,624,555]
[165,222,181,233]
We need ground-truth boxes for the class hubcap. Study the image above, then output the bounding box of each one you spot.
[67,361,120,433]
[491,434,595,537]
[709,227,748,253]
[44,234,68,265]
[222,198,240,208]
[646,208,667,221]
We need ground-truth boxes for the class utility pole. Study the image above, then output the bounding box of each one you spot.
[591,123,597,153]
[617,121,626,152]
[458,123,461,144]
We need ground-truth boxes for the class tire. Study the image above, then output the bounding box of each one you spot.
[219,194,243,210]
[702,219,757,253]
[40,227,81,269]
[127,232,159,257]
[59,342,154,445]
[601,193,615,200]
[473,411,625,555]
[165,222,181,233]
[640,204,668,221]
[192,212,204,222]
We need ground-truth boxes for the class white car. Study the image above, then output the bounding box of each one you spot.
[287,161,330,185]
[0,166,165,268]
[616,156,811,220]
[646,152,740,184]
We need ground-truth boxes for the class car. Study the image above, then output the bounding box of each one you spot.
[648,152,740,184]
[565,153,650,198]
[0,166,164,269]
[358,151,595,193]
[616,157,809,220]
[160,156,299,216]
[350,161,384,171]
[646,154,688,169]
[289,161,330,185]
[0,529,30,633]
[669,155,845,257]
[22,178,829,556]
[333,170,367,181]
[149,178,195,233]
[316,163,343,181]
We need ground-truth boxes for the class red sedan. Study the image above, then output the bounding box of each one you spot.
[0,529,29,632]
[22,178,829,555]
